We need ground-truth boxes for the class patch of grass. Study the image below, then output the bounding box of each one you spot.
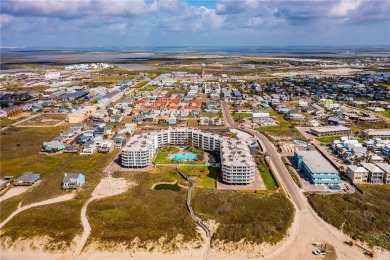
[193,189,294,245]
[134,80,149,88]
[0,194,25,222]
[153,166,188,186]
[87,172,197,247]
[256,157,278,190]
[376,111,390,119]
[0,155,107,248]
[0,125,117,231]
[0,116,28,127]
[179,166,219,188]
[281,157,303,188]
[199,111,220,117]
[154,146,180,164]
[22,152,117,206]
[19,114,66,126]
[138,85,157,91]
[186,147,203,155]
[0,126,68,161]
[256,110,306,141]
[307,185,390,250]
[316,136,341,144]
[232,112,252,121]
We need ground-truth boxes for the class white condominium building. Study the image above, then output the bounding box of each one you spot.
[220,139,256,185]
[121,127,256,185]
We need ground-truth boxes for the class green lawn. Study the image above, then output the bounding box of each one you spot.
[138,85,157,91]
[0,116,28,127]
[316,136,341,144]
[376,110,390,119]
[199,111,220,117]
[193,189,294,245]
[154,146,180,164]
[179,165,219,188]
[307,185,390,251]
[134,80,150,88]
[232,112,252,121]
[186,147,203,155]
[256,158,278,190]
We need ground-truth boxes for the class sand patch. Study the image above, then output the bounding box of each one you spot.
[0,186,31,202]
[91,177,134,200]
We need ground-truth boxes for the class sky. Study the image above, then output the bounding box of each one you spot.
[1,0,389,47]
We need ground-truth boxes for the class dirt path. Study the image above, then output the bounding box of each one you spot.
[73,198,93,256]
[73,176,132,256]
[0,193,75,229]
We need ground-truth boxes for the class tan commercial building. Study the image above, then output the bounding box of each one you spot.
[310,126,352,137]
[67,106,97,123]
[363,129,390,140]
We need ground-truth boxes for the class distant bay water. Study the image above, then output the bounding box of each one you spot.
[1,46,389,68]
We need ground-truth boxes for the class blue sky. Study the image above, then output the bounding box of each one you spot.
[1,0,389,47]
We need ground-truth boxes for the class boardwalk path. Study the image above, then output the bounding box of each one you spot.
[176,166,211,260]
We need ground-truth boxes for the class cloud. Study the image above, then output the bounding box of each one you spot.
[1,0,389,46]
[1,0,159,18]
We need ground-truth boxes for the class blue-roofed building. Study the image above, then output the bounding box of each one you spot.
[232,89,242,97]
[14,172,40,186]
[294,150,341,185]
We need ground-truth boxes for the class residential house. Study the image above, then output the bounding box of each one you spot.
[61,173,85,190]
[98,140,114,153]
[14,172,40,186]
[375,163,390,184]
[0,176,14,191]
[0,106,23,118]
[80,141,97,154]
[346,165,368,183]
[109,115,124,123]
[165,117,177,125]
[361,163,384,184]
[42,141,65,153]
[113,135,127,148]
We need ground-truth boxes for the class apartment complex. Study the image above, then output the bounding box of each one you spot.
[294,150,341,185]
[121,127,256,185]
[310,126,352,137]
[363,129,390,140]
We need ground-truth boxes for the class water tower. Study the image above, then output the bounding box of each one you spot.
[200,63,206,77]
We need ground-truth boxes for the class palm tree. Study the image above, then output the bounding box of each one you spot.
[383,157,390,164]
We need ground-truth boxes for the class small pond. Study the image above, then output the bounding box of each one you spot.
[153,183,181,192]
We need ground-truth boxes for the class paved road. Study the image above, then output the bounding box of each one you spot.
[222,102,304,210]
[221,102,378,260]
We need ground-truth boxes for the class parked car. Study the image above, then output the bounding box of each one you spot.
[312,250,326,255]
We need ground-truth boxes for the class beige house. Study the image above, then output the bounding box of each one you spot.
[346,165,368,184]
[376,163,390,184]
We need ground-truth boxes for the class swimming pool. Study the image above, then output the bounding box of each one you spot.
[168,152,197,161]
[294,140,307,146]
